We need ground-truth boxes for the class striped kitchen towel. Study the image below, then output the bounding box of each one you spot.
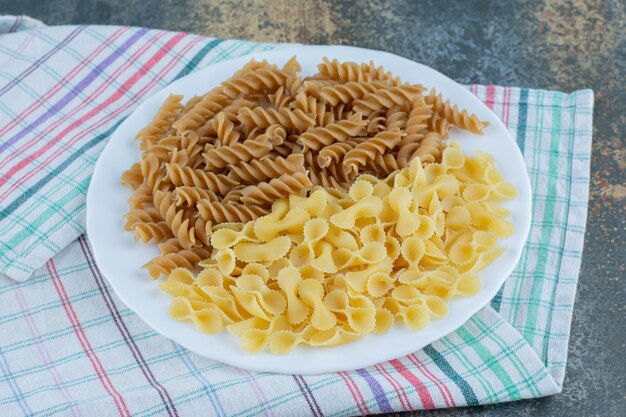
[0,16,593,416]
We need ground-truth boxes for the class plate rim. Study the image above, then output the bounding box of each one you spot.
[86,44,532,375]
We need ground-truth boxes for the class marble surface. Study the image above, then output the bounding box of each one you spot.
[1,0,624,415]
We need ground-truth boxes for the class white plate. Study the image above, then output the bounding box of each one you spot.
[87,45,532,375]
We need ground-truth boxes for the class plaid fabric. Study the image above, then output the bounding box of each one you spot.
[0,16,593,416]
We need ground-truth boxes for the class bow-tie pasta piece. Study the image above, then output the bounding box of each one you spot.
[169,297,228,334]
[299,279,337,330]
[445,205,471,230]
[373,307,395,334]
[330,195,383,229]
[159,268,197,298]
[366,271,396,298]
[388,186,419,237]
[441,144,465,171]
[234,236,292,263]
[324,224,360,251]
[226,316,290,353]
[295,188,329,216]
[400,236,426,269]
[236,273,287,316]
[428,191,446,236]
[345,257,393,293]
[241,263,270,282]
[348,180,374,201]
[359,223,386,244]
[462,183,492,202]
[332,242,387,269]
[254,205,311,241]
[215,248,236,275]
[323,290,376,334]
[210,222,258,249]
[307,325,361,347]
[384,235,401,261]
[290,218,330,267]
[197,286,246,323]
[277,266,309,325]
[269,325,316,354]
[311,241,338,273]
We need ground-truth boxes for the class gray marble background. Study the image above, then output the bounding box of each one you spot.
[1,0,624,416]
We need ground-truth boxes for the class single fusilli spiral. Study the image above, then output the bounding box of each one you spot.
[299,79,337,98]
[135,94,183,150]
[143,246,211,279]
[304,152,356,192]
[203,137,273,170]
[317,58,374,83]
[396,132,444,167]
[124,206,162,231]
[297,112,366,151]
[222,185,246,204]
[353,85,425,116]
[195,99,256,137]
[366,109,387,134]
[237,107,315,131]
[227,153,305,183]
[221,67,289,99]
[290,92,334,126]
[344,129,403,172]
[427,113,449,136]
[211,112,240,147]
[172,89,229,133]
[282,56,301,74]
[360,60,401,85]
[426,89,487,134]
[196,199,269,223]
[121,162,144,189]
[128,184,153,209]
[319,81,387,106]
[165,163,237,195]
[193,216,213,247]
[256,124,287,146]
[268,87,292,109]
[133,221,174,243]
[240,171,313,205]
[400,97,432,146]
[364,153,400,176]
[268,140,303,158]
[154,190,197,250]
[140,153,166,190]
[316,138,365,168]
[173,186,219,207]
[385,104,410,130]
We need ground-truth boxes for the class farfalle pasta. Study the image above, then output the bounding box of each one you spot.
[159,144,516,353]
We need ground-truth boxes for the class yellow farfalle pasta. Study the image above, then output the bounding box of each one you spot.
[123,56,495,286]
[157,143,515,353]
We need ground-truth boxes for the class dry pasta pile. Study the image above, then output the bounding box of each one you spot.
[158,144,517,354]
[121,57,490,279]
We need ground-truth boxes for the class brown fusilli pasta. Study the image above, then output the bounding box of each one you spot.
[353,85,425,115]
[237,107,316,131]
[240,172,313,205]
[344,129,404,172]
[297,112,366,151]
[202,137,274,170]
[227,154,305,183]
[122,56,489,279]
[135,94,183,151]
[196,200,269,223]
[426,89,487,134]
[165,163,237,195]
